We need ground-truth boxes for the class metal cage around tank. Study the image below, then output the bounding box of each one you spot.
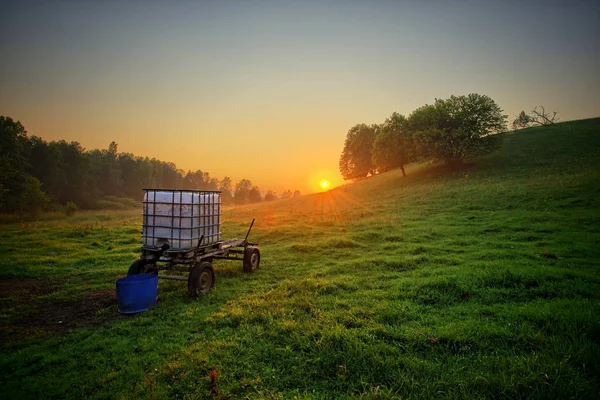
[141,189,222,250]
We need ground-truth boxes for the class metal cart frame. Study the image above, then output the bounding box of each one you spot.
[128,189,259,296]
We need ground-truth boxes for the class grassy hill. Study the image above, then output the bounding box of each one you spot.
[1,118,599,398]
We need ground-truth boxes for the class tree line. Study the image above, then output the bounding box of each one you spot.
[339,93,508,180]
[0,116,300,216]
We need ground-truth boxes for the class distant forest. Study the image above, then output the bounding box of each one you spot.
[0,116,299,215]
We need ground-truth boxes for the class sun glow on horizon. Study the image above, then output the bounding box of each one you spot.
[320,179,331,191]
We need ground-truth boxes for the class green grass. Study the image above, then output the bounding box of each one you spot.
[1,118,599,399]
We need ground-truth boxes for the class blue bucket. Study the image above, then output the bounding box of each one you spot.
[116,274,158,314]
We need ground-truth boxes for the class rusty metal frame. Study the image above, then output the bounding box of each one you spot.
[139,218,258,285]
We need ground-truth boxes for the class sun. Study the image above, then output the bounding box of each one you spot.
[319,179,330,190]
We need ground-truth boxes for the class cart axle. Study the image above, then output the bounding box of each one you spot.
[158,275,188,281]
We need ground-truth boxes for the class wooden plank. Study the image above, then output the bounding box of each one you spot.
[220,239,244,250]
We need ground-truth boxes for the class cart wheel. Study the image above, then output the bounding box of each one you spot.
[188,261,215,296]
[243,246,260,273]
[128,259,148,275]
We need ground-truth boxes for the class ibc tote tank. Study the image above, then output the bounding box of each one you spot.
[142,189,221,250]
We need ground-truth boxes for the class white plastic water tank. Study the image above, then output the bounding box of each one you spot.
[142,190,221,250]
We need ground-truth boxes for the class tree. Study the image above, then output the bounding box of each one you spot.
[372,112,412,177]
[529,106,559,127]
[280,190,292,200]
[27,136,65,201]
[54,140,93,207]
[219,177,233,205]
[118,152,145,199]
[220,189,233,205]
[512,110,532,130]
[98,142,123,196]
[264,190,278,201]
[207,178,219,190]
[20,176,49,218]
[234,179,253,205]
[202,172,219,190]
[0,183,7,210]
[293,190,301,198]
[219,177,232,192]
[184,170,206,189]
[0,116,30,212]
[339,123,377,180]
[159,162,184,189]
[407,94,507,166]
[248,186,262,203]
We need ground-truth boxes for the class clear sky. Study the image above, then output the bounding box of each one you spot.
[1,0,599,194]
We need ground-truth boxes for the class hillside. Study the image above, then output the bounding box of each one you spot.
[1,118,599,398]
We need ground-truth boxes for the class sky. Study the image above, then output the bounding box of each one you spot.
[1,0,599,194]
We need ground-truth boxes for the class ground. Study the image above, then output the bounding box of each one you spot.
[0,119,599,399]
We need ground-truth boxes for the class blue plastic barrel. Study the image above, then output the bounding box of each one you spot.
[116,274,158,314]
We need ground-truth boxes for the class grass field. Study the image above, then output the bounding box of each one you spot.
[1,118,599,399]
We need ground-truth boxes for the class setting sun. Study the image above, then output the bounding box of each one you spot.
[320,180,330,190]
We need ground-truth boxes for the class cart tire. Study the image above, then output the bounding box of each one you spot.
[243,246,260,273]
[188,262,215,296]
[128,259,148,275]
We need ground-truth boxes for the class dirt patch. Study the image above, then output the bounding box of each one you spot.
[27,289,118,329]
[0,278,59,300]
[0,279,118,346]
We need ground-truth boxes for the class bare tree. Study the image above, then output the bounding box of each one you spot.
[529,106,559,126]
